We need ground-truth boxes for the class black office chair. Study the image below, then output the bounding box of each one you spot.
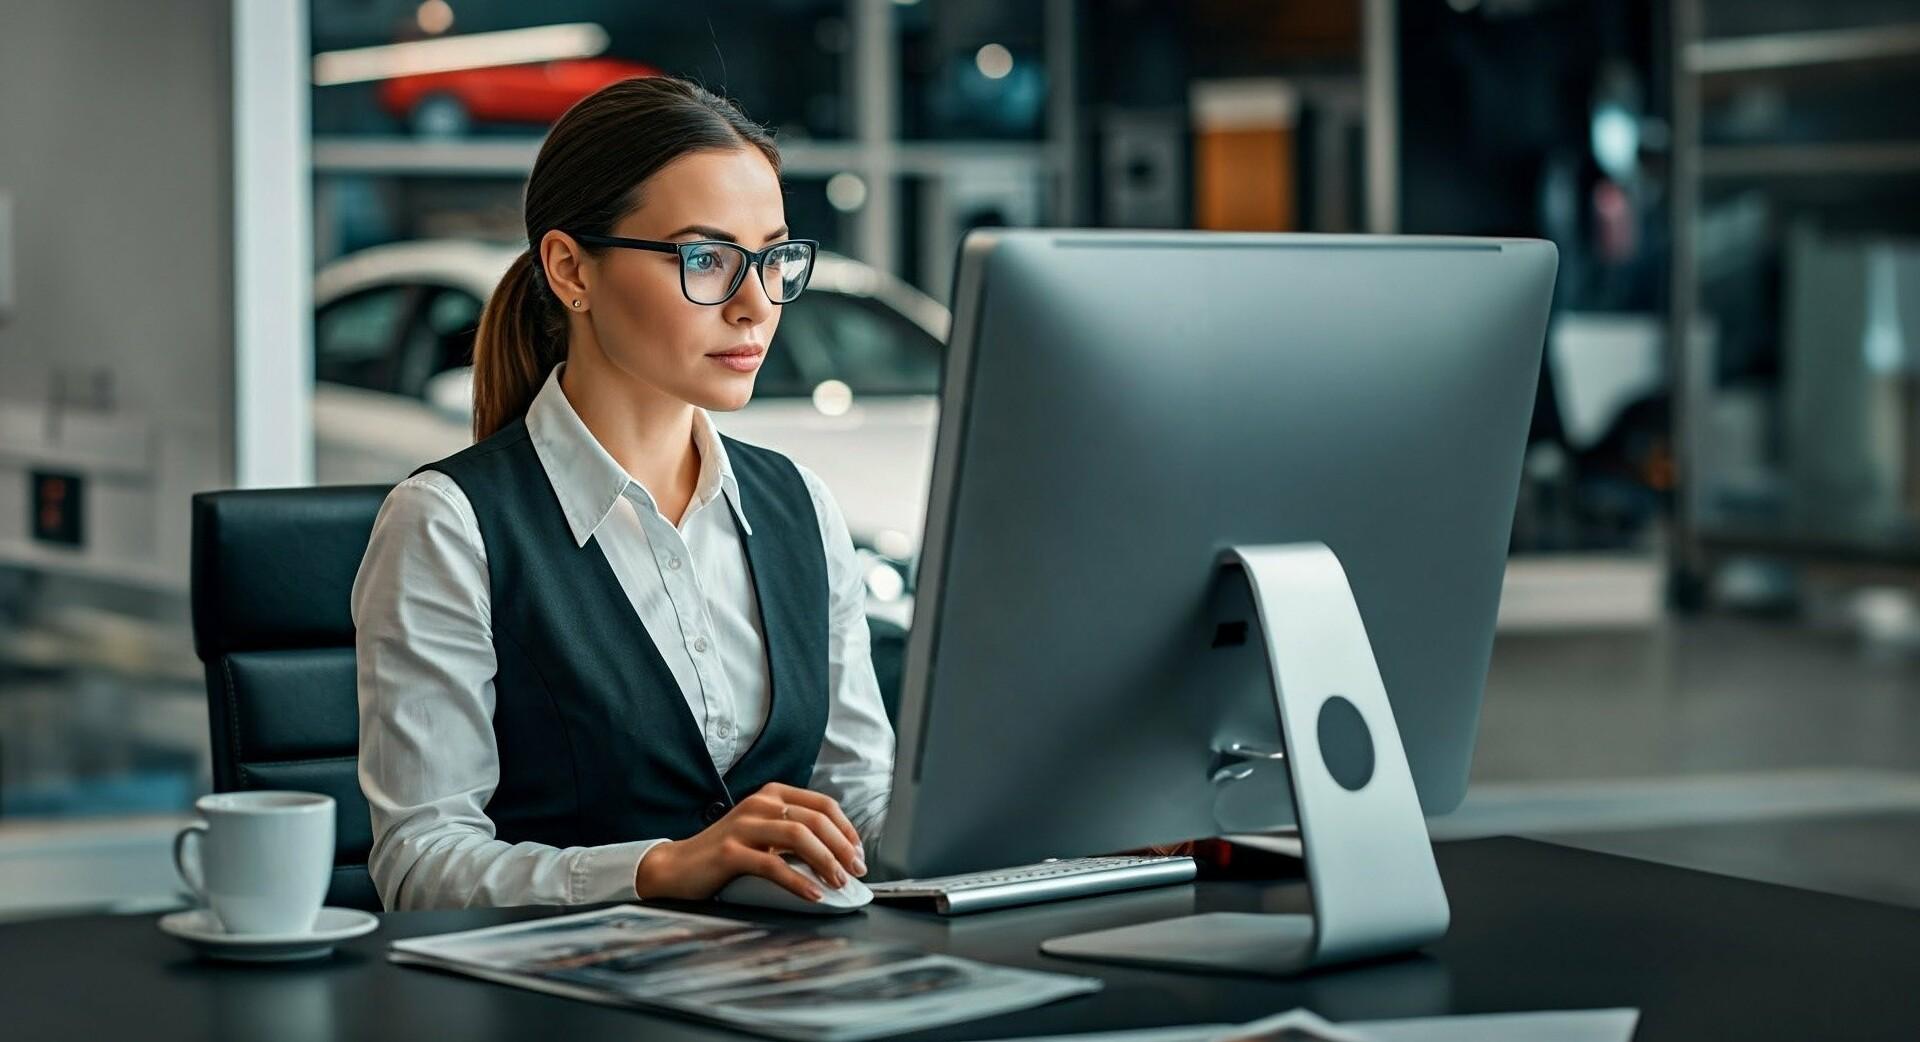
[189,484,914,914]
[190,486,390,912]
[867,615,908,725]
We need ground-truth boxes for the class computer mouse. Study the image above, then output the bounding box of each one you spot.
[716,855,873,915]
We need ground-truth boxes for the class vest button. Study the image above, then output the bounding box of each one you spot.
[702,801,729,824]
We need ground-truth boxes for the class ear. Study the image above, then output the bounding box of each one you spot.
[538,229,591,308]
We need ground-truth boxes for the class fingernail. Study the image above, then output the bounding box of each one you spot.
[806,886,824,901]
[853,859,868,877]
[832,870,848,888]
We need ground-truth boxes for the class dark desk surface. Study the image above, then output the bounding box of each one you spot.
[5,838,1918,1041]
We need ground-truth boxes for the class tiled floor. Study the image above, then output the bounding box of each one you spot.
[1474,618,1920,782]
[1453,615,1920,907]
[2,607,1919,917]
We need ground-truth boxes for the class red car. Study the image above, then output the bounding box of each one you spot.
[378,57,662,135]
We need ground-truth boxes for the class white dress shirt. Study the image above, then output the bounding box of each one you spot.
[352,363,894,911]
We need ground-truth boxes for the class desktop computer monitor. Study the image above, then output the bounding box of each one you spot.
[877,229,1557,974]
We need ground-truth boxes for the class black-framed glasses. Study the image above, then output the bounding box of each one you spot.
[570,233,819,306]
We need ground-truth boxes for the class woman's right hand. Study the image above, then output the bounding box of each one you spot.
[633,783,867,903]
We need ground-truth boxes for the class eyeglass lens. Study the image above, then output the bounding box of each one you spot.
[682,242,813,304]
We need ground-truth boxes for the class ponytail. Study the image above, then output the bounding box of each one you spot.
[466,75,783,441]
[472,248,564,441]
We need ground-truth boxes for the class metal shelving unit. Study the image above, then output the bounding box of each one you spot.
[1682,20,1920,74]
[311,137,1059,180]
[1669,3,1920,599]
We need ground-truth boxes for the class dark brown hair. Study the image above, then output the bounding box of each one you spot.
[471,76,782,440]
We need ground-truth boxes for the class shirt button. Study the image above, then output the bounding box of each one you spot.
[694,637,709,653]
[702,801,729,824]
[668,556,682,570]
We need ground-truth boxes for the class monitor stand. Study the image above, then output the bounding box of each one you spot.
[1040,543,1450,976]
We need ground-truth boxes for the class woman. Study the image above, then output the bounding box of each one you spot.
[352,76,892,911]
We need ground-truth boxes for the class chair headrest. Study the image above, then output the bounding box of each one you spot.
[191,485,393,659]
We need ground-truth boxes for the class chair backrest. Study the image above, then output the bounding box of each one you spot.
[866,615,908,725]
[189,486,391,912]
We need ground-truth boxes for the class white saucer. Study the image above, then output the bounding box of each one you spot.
[158,906,379,962]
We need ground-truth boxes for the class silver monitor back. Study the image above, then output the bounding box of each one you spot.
[878,229,1557,880]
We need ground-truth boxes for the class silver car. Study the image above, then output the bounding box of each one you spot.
[313,240,946,624]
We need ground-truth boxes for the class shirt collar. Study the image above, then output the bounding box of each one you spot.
[524,363,752,547]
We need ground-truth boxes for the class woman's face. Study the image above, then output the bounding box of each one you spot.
[563,147,789,413]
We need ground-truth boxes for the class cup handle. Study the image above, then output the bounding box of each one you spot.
[173,821,209,903]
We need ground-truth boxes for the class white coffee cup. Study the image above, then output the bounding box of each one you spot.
[173,791,335,936]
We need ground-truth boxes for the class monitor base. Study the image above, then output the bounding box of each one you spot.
[1041,543,1450,977]
[1043,912,1320,976]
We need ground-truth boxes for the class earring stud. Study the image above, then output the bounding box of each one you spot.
[571,299,583,309]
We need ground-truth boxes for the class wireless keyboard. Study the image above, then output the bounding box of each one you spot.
[866,855,1197,915]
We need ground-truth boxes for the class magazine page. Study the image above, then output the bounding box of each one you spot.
[656,952,1101,1040]
[390,905,1102,1042]
[949,1011,1353,1042]
[952,1006,1641,1042]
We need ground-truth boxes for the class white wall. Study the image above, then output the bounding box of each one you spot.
[0,0,308,591]
[232,0,313,490]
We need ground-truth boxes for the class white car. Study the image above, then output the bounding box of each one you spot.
[313,240,947,624]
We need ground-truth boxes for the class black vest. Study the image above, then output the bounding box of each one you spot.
[415,417,830,848]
